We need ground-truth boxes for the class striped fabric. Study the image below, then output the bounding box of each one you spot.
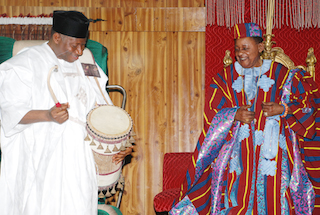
[234,23,262,39]
[170,62,320,214]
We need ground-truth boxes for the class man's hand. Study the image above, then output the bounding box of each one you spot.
[112,146,134,164]
[48,103,70,124]
[234,105,255,124]
[19,103,70,124]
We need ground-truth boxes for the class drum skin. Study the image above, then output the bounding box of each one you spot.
[86,105,132,146]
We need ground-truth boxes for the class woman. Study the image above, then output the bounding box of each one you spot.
[169,23,319,214]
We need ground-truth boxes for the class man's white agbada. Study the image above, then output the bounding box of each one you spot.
[0,42,112,215]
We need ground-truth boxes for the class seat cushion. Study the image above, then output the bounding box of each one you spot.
[153,188,180,212]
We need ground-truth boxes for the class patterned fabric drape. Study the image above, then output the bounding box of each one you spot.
[206,0,320,30]
[0,15,52,40]
[0,24,51,40]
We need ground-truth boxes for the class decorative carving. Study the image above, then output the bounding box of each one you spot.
[306,47,317,80]
[262,34,276,60]
[223,50,233,67]
[271,47,296,70]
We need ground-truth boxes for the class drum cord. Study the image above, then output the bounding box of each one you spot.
[47,65,61,107]
[94,77,112,106]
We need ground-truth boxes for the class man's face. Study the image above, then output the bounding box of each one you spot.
[234,37,264,68]
[55,34,87,63]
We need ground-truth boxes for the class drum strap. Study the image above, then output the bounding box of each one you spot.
[47,65,62,107]
[94,76,112,106]
[85,49,112,106]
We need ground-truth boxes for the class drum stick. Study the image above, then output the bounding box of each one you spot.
[47,65,61,107]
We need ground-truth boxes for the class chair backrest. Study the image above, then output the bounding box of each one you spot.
[12,40,95,65]
[163,152,193,190]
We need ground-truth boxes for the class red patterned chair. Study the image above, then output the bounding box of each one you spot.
[153,152,193,214]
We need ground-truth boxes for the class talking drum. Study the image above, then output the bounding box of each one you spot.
[86,105,133,190]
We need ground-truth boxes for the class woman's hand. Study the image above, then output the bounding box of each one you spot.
[261,102,285,117]
[234,105,255,124]
[112,146,134,164]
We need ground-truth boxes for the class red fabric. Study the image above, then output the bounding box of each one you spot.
[163,152,193,190]
[154,152,193,212]
[154,188,181,212]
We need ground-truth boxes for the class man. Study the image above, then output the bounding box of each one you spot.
[0,10,132,215]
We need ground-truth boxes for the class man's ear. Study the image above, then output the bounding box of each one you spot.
[52,32,62,45]
[258,42,264,53]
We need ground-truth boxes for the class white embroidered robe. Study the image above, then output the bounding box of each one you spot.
[0,42,112,215]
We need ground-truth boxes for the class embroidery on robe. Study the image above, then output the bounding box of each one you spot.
[279,134,286,150]
[262,116,280,160]
[232,76,243,93]
[258,74,275,92]
[75,86,87,106]
[260,159,277,176]
[255,130,264,146]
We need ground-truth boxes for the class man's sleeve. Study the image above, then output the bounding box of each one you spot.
[0,64,33,136]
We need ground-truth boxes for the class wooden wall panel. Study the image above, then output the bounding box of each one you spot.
[144,31,168,215]
[0,1,206,214]
[100,8,124,31]
[89,30,205,214]
[184,7,206,31]
[89,7,102,31]
[123,7,136,32]
[0,6,206,32]
[145,0,166,7]
[120,31,146,214]
[154,8,166,31]
[0,0,204,7]
[177,32,204,152]
[136,8,154,31]
[165,32,180,153]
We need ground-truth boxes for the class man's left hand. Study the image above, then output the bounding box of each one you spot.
[112,146,134,164]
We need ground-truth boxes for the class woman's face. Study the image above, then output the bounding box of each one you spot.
[235,37,264,68]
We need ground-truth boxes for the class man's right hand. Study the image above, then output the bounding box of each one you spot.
[19,103,70,124]
[48,103,69,124]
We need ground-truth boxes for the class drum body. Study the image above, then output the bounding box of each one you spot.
[86,105,132,190]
